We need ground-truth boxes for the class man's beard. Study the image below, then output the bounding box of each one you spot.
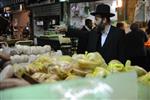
[96,21,105,33]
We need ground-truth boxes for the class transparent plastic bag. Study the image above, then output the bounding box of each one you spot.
[0,72,138,100]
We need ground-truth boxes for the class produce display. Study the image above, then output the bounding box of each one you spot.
[15,45,51,55]
[10,45,51,64]
[13,52,149,86]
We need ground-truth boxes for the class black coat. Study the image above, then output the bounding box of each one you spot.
[87,26,125,64]
[124,29,147,57]
[124,29,148,68]
[66,28,89,54]
[81,26,89,31]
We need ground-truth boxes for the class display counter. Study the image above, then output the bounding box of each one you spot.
[36,36,61,51]
[36,34,71,52]
[0,72,149,100]
[6,39,19,47]
[0,50,149,100]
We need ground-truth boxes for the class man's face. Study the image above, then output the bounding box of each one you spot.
[94,15,106,31]
[87,21,93,29]
[95,15,102,26]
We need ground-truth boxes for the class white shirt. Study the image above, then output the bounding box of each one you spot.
[85,25,91,31]
[101,25,111,46]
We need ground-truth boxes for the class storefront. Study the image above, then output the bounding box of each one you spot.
[30,2,62,36]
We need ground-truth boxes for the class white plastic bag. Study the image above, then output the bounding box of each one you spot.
[0,65,14,81]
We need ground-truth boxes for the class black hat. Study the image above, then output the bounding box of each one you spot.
[91,3,115,17]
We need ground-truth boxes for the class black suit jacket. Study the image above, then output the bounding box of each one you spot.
[123,29,148,68]
[87,26,125,63]
[81,26,88,31]
[66,28,89,53]
[124,29,147,57]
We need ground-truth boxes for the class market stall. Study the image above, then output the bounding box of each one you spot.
[0,0,150,100]
[0,45,149,99]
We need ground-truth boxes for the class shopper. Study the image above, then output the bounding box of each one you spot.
[116,22,126,34]
[146,20,150,71]
[124,22,148,70]
[87,3,125,64]
[81,19,93,31]
[74,19,93,54]
[116,22,124,30]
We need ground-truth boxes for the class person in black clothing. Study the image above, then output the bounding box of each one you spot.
[116,22,125,30]
[81,19,93,31]
[124,22,148,70]
[87,3,125,64]
[116,22,126,33]
[116,22,126,37]
[65,27,89,54]
[145,20,150,71]
[75,19,93,54]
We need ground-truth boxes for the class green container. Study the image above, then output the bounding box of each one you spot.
[1,72,148,100]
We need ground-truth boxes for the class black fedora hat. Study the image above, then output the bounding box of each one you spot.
[91,3,115,17]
